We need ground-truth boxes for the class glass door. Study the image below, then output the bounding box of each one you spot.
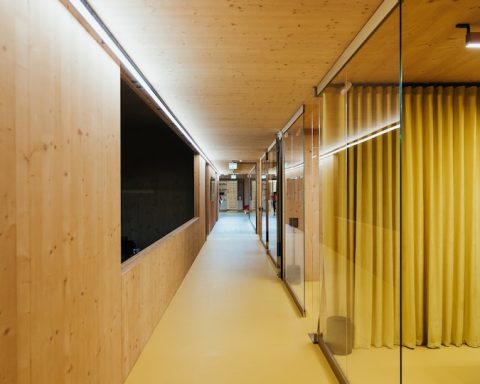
[401,1,480,382]
[316,4,401,382]
[283,114,305,313]
[248,166,257,231]
[267,144,278,264]
[261,155,268,247]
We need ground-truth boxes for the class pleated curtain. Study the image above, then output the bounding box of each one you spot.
[319,84,480,349]
[319,85,401,348]
[403,85,480,348]
[347,86,401,349]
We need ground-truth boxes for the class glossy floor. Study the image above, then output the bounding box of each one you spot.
[125,212,337,384]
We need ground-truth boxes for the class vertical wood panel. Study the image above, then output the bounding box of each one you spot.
[205,164,210,234]
[198,157,207,243]
[206,165,219,233]
[5,2,213,383]
[0,1,17,383]
[15,1,122,382]
[121,149,209,380]
[121,218,203,380]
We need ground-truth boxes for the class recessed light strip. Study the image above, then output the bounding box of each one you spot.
[318,122,400,161]
[66,0,219,174]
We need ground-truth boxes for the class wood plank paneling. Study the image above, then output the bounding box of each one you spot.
[2,2,211,383]
[330,1,480,85]
[120,218,203,380]
[0,1,16,383]
[206,164,219,233]
[197,156,207,243]
[87,0,383,171]
[121,155,209,380]
[14,1,122,382]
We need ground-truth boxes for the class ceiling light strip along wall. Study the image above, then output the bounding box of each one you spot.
[66,0,219,174]
[314,0,398,96]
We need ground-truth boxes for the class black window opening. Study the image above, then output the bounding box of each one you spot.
[121,79,195,262]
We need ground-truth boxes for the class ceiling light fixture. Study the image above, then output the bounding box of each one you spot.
[456,23,480,49]
[228,162,238,170]
[66,0,219,172]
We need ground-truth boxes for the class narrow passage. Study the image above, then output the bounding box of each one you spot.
[126,212,337,384]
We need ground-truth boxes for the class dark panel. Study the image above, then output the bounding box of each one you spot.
[121,80,194,262]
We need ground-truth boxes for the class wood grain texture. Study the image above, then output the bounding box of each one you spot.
[197,156,207,243]
[0,1,16,383]
[14,0,122,382]
[206,165,219,233]
[2,2,211,383]
[121,155,209,380]
[333,1,480,85]
[87,0,382,170]
[121,218,203,380]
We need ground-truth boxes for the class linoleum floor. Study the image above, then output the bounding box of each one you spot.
[125,212,337,384]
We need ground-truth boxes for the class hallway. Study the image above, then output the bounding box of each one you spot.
[125,212,337,384]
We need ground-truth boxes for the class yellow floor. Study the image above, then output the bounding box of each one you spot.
[125,212,338,384]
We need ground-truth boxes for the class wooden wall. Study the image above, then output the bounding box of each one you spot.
[121,218,204,379]
[121,155,211,379]
[0,2,215,383]
[205,164,219,234]
[14,1,123,382]
[0,1,16,383]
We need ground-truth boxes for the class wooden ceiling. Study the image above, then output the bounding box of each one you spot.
[403,0,480,83]
[331,0,480,85]
[88,0,383,172]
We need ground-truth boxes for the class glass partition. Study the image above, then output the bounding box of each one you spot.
[248,166,257,230]
[312,1,480,382]
[316,5,401,382]
[267,144,278,263]
[401,0,480,382]
[261,155,268,247]
[283,115,305,312]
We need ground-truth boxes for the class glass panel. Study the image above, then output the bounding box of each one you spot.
[284,116,305,311]
[261,156,268,247]
[402,1,480,382]
[267,144,278,263]
[248,166,257,230]
[317,5,401,383]
[305,104,322,333]
[218,180,228,211]
[318,68,350,377]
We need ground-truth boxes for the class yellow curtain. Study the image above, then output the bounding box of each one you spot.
[320,84,480,349]
[319,86,400,348]
[347,86,400,349]
[319,88,348,330]
[403,85,480,348]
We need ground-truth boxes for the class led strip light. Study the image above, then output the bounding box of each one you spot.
[318,122,400,161]
[67,0,219,173]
